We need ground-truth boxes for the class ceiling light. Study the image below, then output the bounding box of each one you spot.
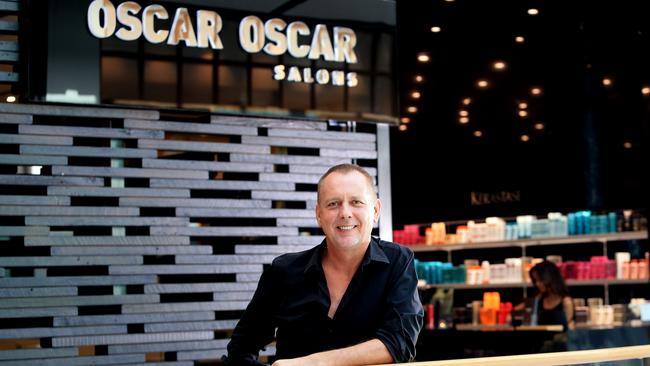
[519,102,528,109]
[399,125,408,131]
[407,106,418,113]
[531,87,542,95]
[641,86,650,95]
[473,130,483,137]
[6,95,16,103]
[623,141,632,149]
[515,36,525,43]
[415,75,424,83]
[520,134,530,142]
[518,110,528,117]
[528,8,539,15]
[459,117,469,124]
[411,91,421,99]
[602,78,612,87]
[400,117,411,124]
[462,98,471,105]
[534,123,545,130]
[459,110,468,117]
[477,80,488,88]
[417,53,430,62]
[493,61,507,70]
[431,26,441,33]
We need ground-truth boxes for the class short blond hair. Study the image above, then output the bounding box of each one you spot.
[317,164,376,203]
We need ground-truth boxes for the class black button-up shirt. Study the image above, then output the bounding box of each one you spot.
[226,237,424,365]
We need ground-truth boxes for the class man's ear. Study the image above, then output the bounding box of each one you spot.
[373,198,382,223]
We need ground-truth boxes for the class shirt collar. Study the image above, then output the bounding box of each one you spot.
[304,237,390,275]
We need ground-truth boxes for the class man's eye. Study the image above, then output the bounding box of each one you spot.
[327,202,339,207]
[352,200,364,205]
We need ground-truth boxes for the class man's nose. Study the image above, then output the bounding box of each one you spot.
[339,202,352,218]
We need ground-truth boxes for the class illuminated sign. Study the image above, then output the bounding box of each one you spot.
[87,0,358,87]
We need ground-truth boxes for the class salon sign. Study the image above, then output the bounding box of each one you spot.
[87,0,359,87]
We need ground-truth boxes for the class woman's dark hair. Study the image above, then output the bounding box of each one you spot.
[530,260,570,297]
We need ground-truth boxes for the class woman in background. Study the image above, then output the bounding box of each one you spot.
[526,260,575,330]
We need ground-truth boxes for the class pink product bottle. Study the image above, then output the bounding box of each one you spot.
[622,261,630,279]
[637,259,648,279]
[606,260,617,279]
[590,256,608,279]
[629,260,639,280]
[577,262,590,280]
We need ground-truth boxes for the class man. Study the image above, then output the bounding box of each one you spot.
[225,164,423,365]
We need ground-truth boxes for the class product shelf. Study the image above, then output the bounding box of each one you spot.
[419,278,649,290]
[408,230,648,252]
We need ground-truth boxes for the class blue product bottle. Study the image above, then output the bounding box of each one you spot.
[608,212,617,233]
[568,213,576,235]
[575,212,584,235]
[583,211,592,234]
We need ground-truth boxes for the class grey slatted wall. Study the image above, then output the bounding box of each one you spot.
[0,103,380,365]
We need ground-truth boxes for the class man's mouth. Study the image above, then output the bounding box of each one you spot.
[337,225,357,231]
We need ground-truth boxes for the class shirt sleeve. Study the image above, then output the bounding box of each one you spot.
[374,249,424,363]
[225,260,283,365]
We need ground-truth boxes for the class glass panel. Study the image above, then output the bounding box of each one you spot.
[101,57,138,102]
[376,33,393,73]
[144,42,176,56]
[251,67,279,106]
[143,60,176,103]
[348,74,371,113]
[219,20,247,62]
[283,82,311,111]
[315,83,343,111]
[183,46,213,61]
[182,63,212,104]
[374,76,393,115]
[218,65,247,105]
[102,37,137,53]
[349,31,372,71]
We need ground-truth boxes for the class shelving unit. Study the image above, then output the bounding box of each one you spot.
[409,230,648,253]
[419,278,649,290]
[413,230,649,304]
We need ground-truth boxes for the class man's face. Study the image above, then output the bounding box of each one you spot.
[316,170,381,252]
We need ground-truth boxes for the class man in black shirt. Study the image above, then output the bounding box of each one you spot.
[225,164,423,365]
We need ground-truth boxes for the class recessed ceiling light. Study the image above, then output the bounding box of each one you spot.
[459,117,469,124]
[519,102,528,109]
[431,26,441,33]
[407,106,418,113]
[534,123,545,130]
[400,117,411,124]
[473,130,483,137]
[6,95,16,103]
[518,110,528,117]
[459,110,468,117]
[411,91,421,99]
[415,75,424,83]
[642,86,650,95]
[462,98,471,105]
[515,36,525,43]
[531,87,542,95]
[602,78,613,87]
[520,134,530,142]
[623,141,632,149]
[528,8,539,15]
[477,80,489,88]
[417,53,430,62]
[493,61,507,70]
[399,125,408,131]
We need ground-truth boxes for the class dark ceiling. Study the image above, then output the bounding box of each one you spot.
[391,0,649,226]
